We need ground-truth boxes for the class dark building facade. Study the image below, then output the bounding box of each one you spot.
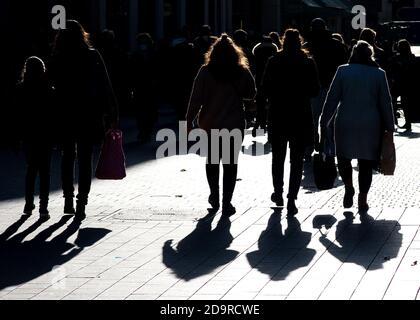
[2,0,420,92]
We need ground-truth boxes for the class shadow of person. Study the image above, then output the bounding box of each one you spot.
[0,215,31,242]
[246,210,316,281]
[397,130,420,139]
[319,212,402,270]
[162,212,239,281]
[0,216,111,290]
[312,214,338,235]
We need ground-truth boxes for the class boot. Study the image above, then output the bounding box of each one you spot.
[39,200,50,221]
[287,199,298,216]
[271,192,284,207]
[75,202,86,221]
[64,198,75,214]
[208,192,220,210]
[221,202,236,216]
[343,186,355,209]
[358,193,369,212]
[23,202,35,215]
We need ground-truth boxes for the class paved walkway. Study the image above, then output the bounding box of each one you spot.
[0,118,419,300]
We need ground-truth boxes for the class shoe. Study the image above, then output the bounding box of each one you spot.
[75,203,86,221]
[64,198,75,214]
[23,203,35,215]
[39,209,50,221]
[358,193,369,212]
[271,192,284,207]
[222,203,236,216]
[343,186,355,209]
[287,200,298,216]
[208,193,220,210]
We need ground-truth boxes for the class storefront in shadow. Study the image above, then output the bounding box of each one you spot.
[246,210,316,281]
[162,212,239,281]
[0,215,111,290]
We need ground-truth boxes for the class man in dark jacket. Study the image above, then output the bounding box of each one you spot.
[262,29,320,216]
[305,18,348,158]
[252,35,278,134]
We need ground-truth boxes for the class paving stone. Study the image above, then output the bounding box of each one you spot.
[1,124,420,300]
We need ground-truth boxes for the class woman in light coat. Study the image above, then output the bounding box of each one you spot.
[320,40,395,212]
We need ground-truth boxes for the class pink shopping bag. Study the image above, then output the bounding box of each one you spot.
[95,129,126,180]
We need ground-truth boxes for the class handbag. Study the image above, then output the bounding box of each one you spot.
[95,129,127,180]
[313,126,338,190]
[313,153,338,190]
[379,132,396,176]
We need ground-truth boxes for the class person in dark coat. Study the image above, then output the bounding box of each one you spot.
[359,28,388,70]
[96,29,130,114]
[320,41,395,212]
[305,18,348,160]
[233,29,254,70]
[170,28,199,121]
[252,35,278,134]
[389,39,418,132]
[193,25,218,67]
[129,33,159,143]
[269,32,282,51]
[262,29,320,216]
[13,56,54,220]
[233,29,256,127]
[186,35,256,216]
[48,20,118,220]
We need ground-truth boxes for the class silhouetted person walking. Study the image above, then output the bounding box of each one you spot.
[186,35,256,216]
[390,39,417,132]
[320,41,395,212]
[13,56,54,220]
[170,28,198,121]
[359,28,387,70]
[193,25,218,67]
[269,32,282,51]
[305,18,347,160]
[233,29,255,127]
[96,29,129,114]
[129,33,158,143]
[233,29,254,67]
[262,29,320,216]
[252,35,278,133]
[49,20,118,220]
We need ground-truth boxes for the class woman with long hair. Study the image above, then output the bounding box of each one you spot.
[186,34,256,216]
[320,40,395,212]
[262,29,320,216]
[49,20,118,220]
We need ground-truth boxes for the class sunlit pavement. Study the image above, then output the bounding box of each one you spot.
[0,120,419,300]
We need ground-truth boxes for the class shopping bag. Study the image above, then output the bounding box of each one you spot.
[95,129,126,180]
[313,153,338,190]
[380,132,396,176]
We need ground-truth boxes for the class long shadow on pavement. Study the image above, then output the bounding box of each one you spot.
[319,212,402,270]
[246,210,317,281]
[162,211,239,281]
[0,215,111,290]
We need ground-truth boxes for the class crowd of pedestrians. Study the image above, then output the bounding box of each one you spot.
[9,18,419,221]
